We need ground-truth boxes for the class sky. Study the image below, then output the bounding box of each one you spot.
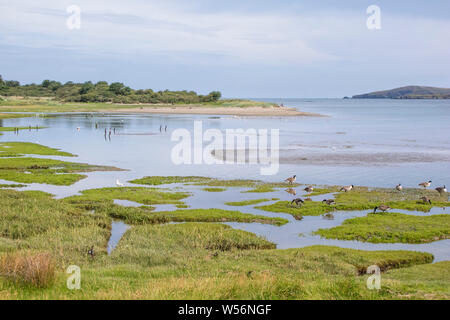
[0,0,449,98]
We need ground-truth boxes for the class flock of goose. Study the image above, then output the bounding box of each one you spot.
[284,175,447,214]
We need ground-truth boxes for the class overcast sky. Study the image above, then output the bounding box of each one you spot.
[1,0,449,97]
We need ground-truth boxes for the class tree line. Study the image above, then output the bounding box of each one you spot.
[0,75,222,104]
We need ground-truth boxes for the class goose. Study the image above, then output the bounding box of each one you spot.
[285,175,297,185]
[419,181,432,189]
[322,213,334,220]
[373,205,391,213]
[420,196,432,204]
[116,179,124,187]
[322,199,336,205]
[435,186,447,195]
[396,183,403,192]
[291,198,304,206]
[304,186,314,193]
[340,185,354,192]
[285,188,297,196]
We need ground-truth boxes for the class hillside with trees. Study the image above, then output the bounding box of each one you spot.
[352,86,450,99]
[0,75,222,104]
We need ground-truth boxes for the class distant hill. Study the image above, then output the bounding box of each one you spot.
[352,86,450,99]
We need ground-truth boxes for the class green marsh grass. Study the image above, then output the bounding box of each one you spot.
[129,176,214,185]
[0,99,274,113]
[256,186,450,218]
[0,183,26,188]
[382,261,450,299]
[0,156,121,185]
[64,187,286,225]
[315,212,450,243]
[203,187,226,192]
[0,113,32,119]
[66,187,190,206]
[0,142,74,157]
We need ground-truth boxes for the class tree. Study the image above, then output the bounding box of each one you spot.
[109,82,125,95]
[48,81,62,92]
[209,91,222,101]
[80,81,94,94]
[42,80,51,87]
[5,80,20,87]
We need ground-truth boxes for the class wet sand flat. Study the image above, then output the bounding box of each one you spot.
[111,105,322,117]
[212,149,450,166]
[281,151,450,166]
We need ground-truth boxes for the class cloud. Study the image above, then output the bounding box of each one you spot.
[0,0,338,65]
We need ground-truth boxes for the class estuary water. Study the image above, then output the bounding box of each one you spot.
[1,98,449,260]
[2,98,450,189]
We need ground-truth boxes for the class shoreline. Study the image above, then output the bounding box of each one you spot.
[110,105,323,117]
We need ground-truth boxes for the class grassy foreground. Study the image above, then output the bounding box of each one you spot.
[0,222,442,299]
[0,174,449,299]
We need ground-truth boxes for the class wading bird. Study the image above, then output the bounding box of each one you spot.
[322,199,336,205]
[285,175,297,185]
[420,196,432,204]
[436,186,447,195]
[291,198,304,207]
[373,205,391,213]
[88,246,95,258]
[304,186,314,193]
[116,179,124,187]
[396,183,403,192]
[340,185,354,192]
[419,180,432,189]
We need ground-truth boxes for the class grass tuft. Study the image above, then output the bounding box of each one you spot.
[0,252,56,288]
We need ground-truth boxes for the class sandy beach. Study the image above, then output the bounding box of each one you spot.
[112,105,322,117]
